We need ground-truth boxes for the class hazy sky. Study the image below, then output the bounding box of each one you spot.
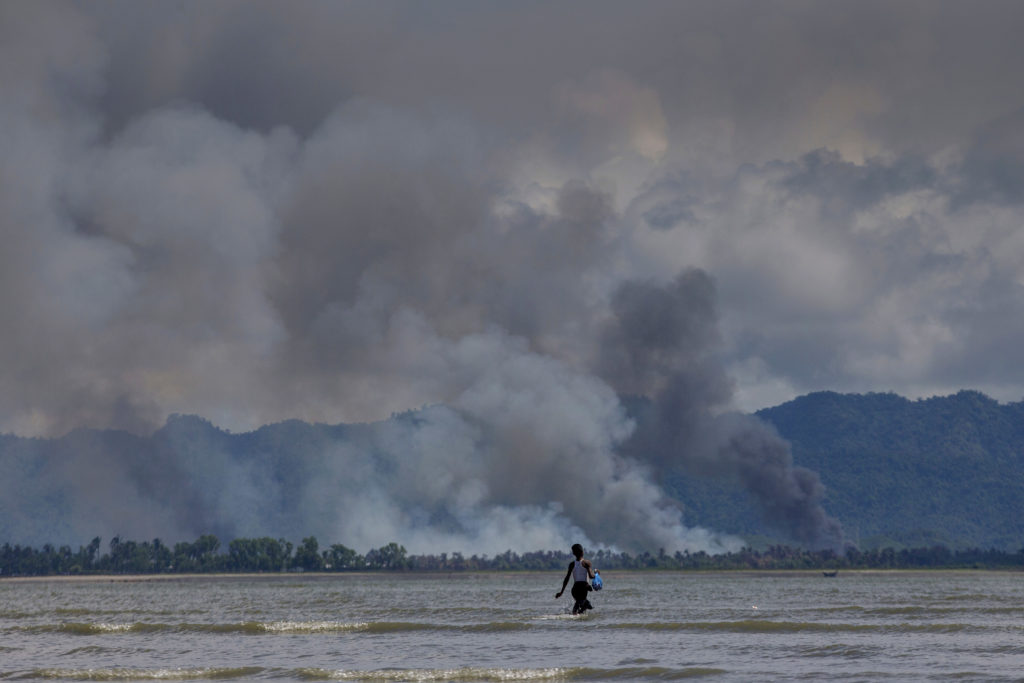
[5,0,1024,438]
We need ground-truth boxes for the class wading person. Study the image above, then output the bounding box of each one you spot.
[555,543,595,614]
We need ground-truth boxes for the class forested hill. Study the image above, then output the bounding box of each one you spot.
[4,390,1024,553]
[752,390,1024,550]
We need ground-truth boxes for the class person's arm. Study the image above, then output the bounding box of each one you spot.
[555,563,573,598]
[583,558,595,579]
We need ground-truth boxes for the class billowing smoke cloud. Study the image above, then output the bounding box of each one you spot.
[599,271,843,548]
[0,330,742,554]
[8,1,1024,552]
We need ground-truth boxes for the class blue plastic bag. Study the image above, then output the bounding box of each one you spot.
[591,571,603,591]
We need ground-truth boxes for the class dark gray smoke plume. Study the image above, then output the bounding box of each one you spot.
[601,271,844,549]
[3,263,841,553]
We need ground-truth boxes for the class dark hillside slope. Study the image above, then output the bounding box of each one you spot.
[755,390,1024,550]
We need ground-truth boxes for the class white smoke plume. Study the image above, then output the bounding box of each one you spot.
[0,329,744,555]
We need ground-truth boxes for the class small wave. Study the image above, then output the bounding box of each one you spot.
[34,623,137,635]
[798,606,876,617]
[253,620,371,634]
[208,620,494,635]
[60,646,114,656]
[607,620,984,634]
[936,593,991,602]
[94,616,534,635]
[294,667,576,681]
[964,644,1024,655]
[863,606,931,616]
[210,620,510,635]
[293,666,724,681]
[809,604,1024,618]
[21,666,263,680]
[575,667,728,680]
[460,621,534,633]
[288,621,531,634]
[23,621,372,636]
[55,608,102,616]
[26,618,989,638]
[23,620,491,636]
[180,620,374,635]
[607,620,863,634]
[860,605,1021,617]
[800,643,880,659]
[51,607,206,618]
[971,606,1024,615]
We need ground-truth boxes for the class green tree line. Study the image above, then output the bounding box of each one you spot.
[4,536,1024,577]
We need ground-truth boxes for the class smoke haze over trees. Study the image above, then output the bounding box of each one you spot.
[8,390,1018,554]
[0,406,839,555]
[6,2,1024,553]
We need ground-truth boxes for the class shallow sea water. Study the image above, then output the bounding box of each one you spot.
[3,570,1024,681]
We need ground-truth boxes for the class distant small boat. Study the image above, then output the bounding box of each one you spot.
[822,570,838,577]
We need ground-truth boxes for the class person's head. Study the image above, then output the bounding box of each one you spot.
[571,543,583,559]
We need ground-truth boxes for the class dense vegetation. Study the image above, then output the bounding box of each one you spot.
[5,390,1024,555]
[4,535,1024,577]
[759,390,1024,550]
[661,390,1024,551]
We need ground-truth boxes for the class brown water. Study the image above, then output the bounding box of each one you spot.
[2,570,1024,681]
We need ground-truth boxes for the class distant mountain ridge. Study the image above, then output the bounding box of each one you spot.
[750,390,1024,550]
[151,392,1024,551]
[4,390,1024,551]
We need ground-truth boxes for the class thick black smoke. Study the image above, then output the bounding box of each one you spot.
[601,271,844,549]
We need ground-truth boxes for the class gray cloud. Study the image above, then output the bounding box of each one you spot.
[5,1,1024,550]
[626,143,1024,407]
